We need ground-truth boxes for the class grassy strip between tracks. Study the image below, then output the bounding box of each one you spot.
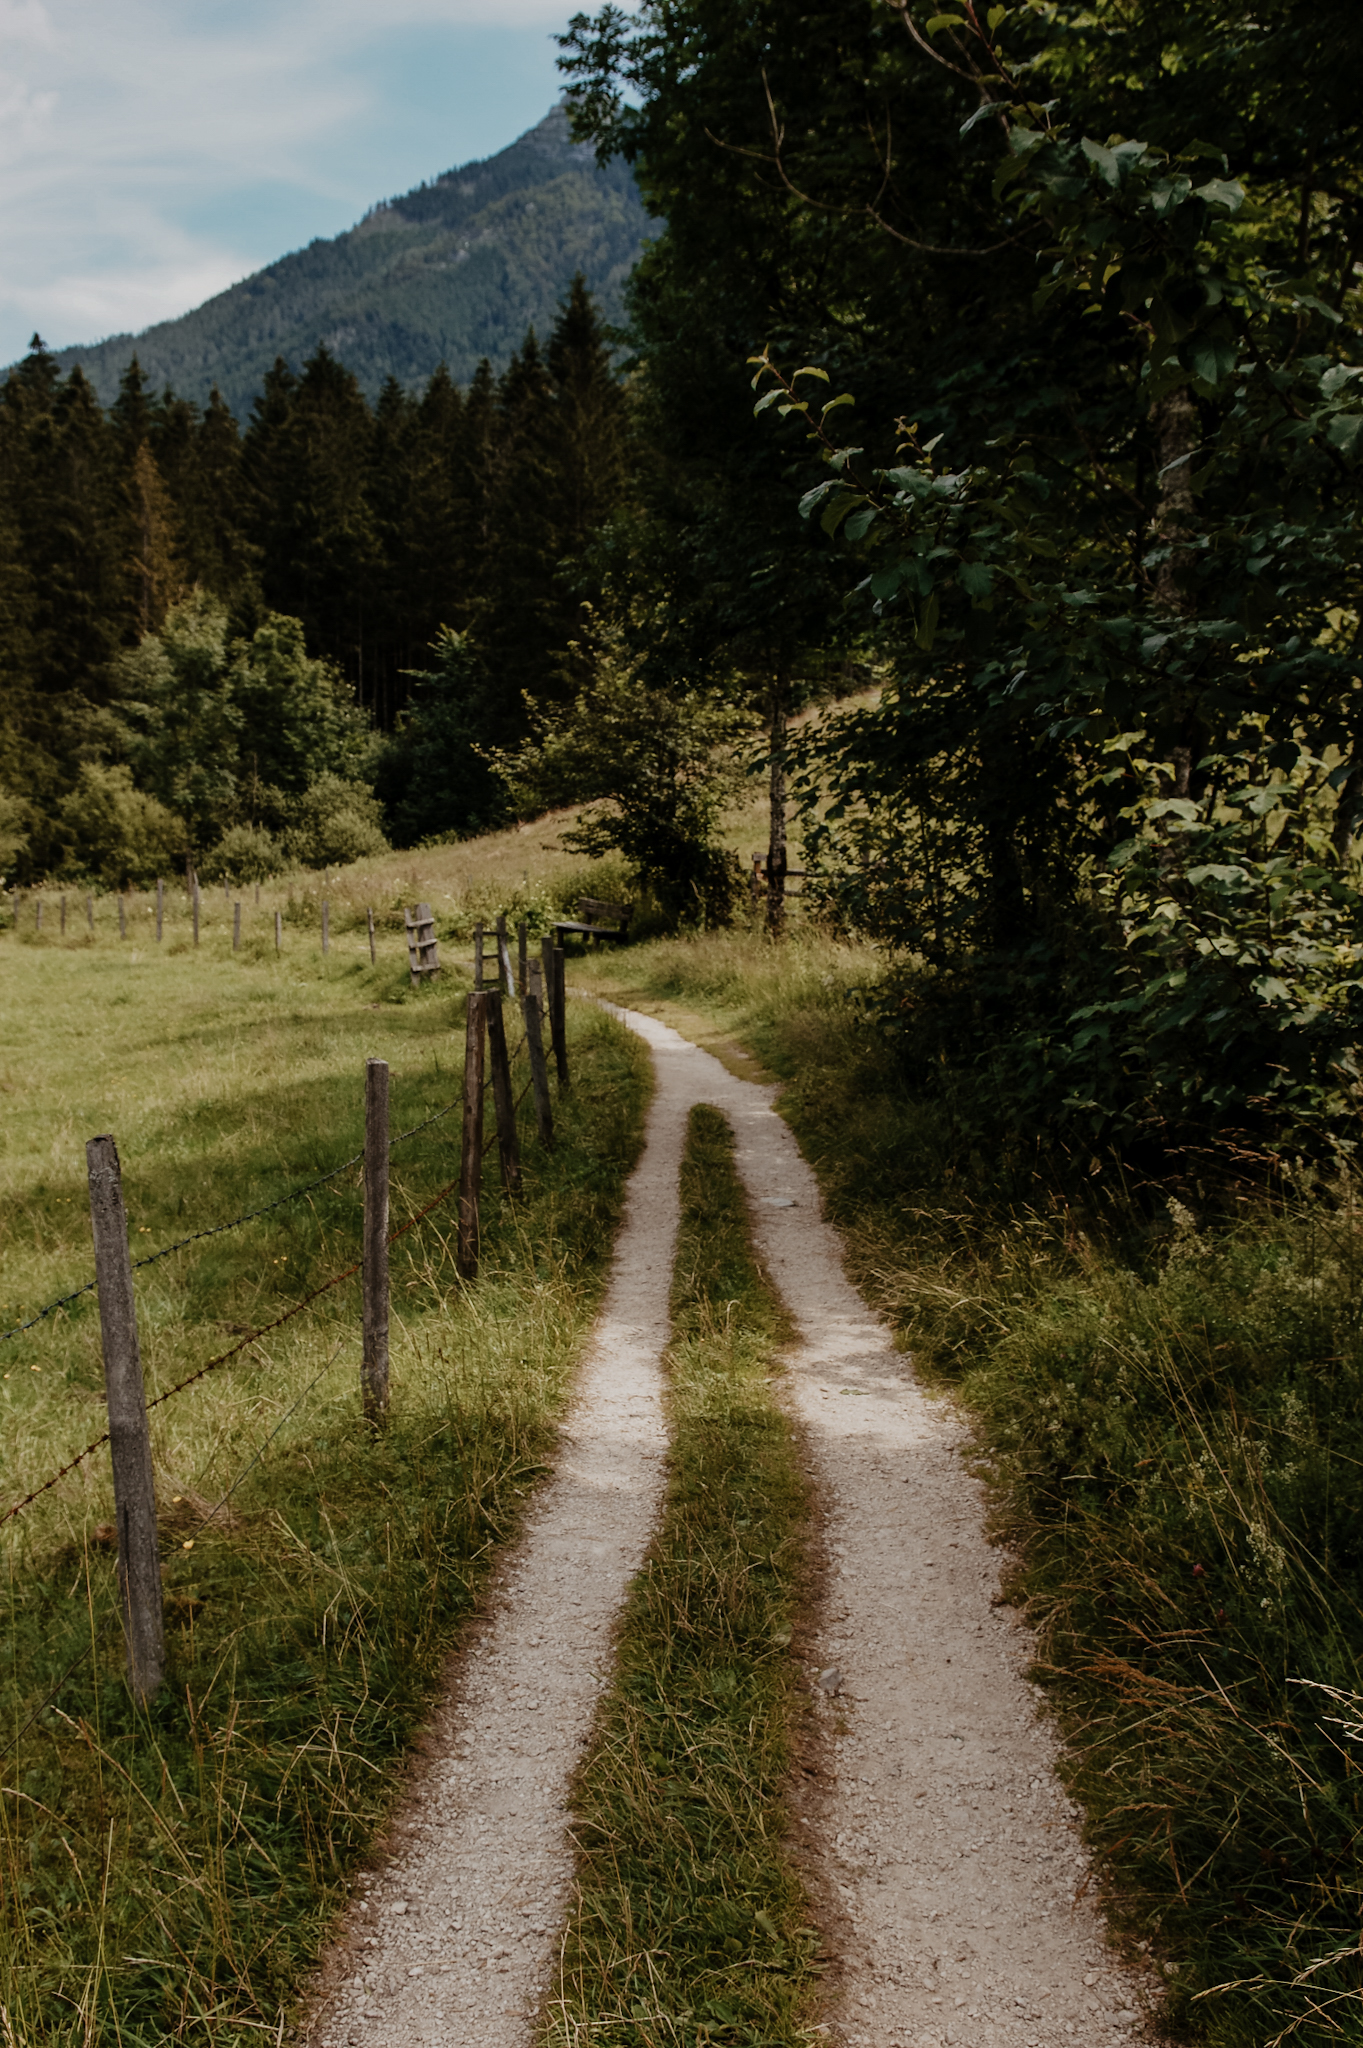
[584,930,1363,2048]
[548,1102,822,2048]
[0,968,650,2047]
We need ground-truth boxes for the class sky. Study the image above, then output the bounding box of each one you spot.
[0,0,576,366]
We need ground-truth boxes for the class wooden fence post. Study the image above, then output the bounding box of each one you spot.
[486,995,522,1196]
[156,878,163,942]
[274,910,282,953]
[495,913,515,996]
[118,895,126,940]
[60,895,66,936]
[457,992,487,1279]
[517,919,528,999]
[367,906,376,965]
[524,965,555,1151]
[474,921,484,991]
[85,1135,164,1705]
[192,885,200,948]
[322,900,329,956]
[362,1058,390,1423]
[34,898,41,933]
[86,893,94,932]
[542,938,569,1088]
[233,902,241,952]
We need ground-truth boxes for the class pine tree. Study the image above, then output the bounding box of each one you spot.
[545,275,630,552]
[243,347,380,700]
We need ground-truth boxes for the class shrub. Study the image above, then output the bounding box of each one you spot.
[285,774,389,869]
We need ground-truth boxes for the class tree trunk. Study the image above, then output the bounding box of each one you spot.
[766,674,788,938]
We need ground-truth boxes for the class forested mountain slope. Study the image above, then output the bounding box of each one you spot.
[44,107,651,416]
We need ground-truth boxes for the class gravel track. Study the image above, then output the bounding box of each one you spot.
[307,1006,1151,2048]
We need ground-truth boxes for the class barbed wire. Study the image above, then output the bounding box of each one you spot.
[0,1093,465,1352]
[0,1016,541,1523]
[0,1163,466,1528]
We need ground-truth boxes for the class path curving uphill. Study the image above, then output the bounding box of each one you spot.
[307,1007,1150,2048]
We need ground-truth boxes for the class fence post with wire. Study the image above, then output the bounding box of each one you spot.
[458,992,488,1278]
[362,1058,390,1424]
[86,1134,165,1705]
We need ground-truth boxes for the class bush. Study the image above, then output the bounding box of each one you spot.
[285,774,388,869]
[56,764,185,887]
[0,788,29,883]
[199,823,282,885]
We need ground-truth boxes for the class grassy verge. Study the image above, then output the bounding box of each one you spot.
[586,931,1363,2048]
[0,933,650,2044]
[549,1103,821,2048]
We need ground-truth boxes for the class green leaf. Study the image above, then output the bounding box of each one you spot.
[1080,137,1120,187]
[1192,177,1244,212]
[915,591,941,651]
[924,11,965,32]
[1328,415,1363,459]
[987,3,1008,27]
[959,560,994,602]
[753,389,784,416]
[793,365,830,383]
[820,393,856,420]
[843,506,879,543]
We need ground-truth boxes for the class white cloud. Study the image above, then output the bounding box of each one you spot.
[0,0,574,360]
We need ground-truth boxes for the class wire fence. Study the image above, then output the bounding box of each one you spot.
[0,975,561,1534]
[0,1094,464,1352]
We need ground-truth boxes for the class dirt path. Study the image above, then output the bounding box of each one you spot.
[309,1007,1150,2048]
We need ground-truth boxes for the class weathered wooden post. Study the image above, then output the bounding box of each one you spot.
[457,993,487,1279]
[85,1136,164,1704]
[524,963,554,1151]
[60,895,67,935]
[541,938,569,1089]
[86,893,94,932]
[517,919,528,999]
[34,898,41,933]
[156,878,164,942]
[486,996,522,1196]
[274,910,282,953]
[233,902,241,952]
[322,899,329,956]
[474,921,484,991]
[495,912,515,997]
[362,1058,390,1423]
[118,895,126,940]
[192,885,200,948]
[367,906,376,965]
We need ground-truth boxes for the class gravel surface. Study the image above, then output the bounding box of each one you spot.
[305,1006,1152,2048]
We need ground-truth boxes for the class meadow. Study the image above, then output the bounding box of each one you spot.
[0,903,649,2043]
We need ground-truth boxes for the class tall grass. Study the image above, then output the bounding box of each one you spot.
[0,931,650,2043]
[549,1104,822,2048]
[588,932,1363,2048]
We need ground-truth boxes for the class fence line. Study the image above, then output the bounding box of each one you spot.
[0,1095,465,1352]
[0,957,569,1576]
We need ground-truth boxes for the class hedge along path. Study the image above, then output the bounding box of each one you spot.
[307,1008,1150,2048]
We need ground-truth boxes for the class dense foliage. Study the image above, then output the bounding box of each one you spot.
[562,0,1363,1153]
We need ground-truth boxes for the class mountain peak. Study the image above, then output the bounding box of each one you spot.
[47,106,649,416]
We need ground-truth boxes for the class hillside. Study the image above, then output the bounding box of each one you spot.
[48,106,653,416]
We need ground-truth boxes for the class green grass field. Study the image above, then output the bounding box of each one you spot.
[0,916,650,2044]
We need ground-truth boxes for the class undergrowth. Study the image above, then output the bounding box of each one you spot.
[591,933,1363,2048]
[0,959,650,2046]
[549,1102,821,2048]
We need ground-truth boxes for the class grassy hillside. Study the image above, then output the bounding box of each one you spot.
[47,107,654,415]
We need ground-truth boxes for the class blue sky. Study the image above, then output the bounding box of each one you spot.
[0,0,576,364]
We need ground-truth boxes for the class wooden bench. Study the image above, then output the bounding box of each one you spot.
[551,896,634,946]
